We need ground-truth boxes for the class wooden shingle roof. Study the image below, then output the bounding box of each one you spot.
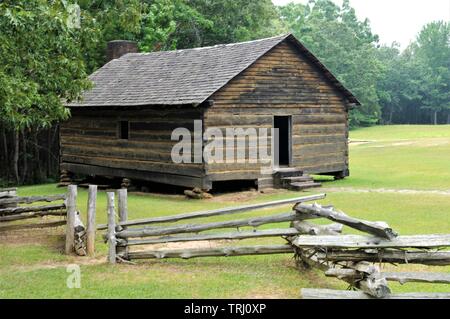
[68,34,360,107]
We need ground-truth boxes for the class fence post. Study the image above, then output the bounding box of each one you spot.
[86,185,97,256]
[65,185,77,255]
[107,192,116,264]
[117,189,128,258]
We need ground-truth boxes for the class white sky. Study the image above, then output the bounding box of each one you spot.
[272,0,450,49]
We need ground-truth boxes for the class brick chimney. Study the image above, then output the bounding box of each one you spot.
[106,40,138,62]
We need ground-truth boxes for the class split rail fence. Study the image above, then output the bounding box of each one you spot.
[0,185,98,256]
[291,203,450,299]
[101,190,325,263]
[102,189,450,299]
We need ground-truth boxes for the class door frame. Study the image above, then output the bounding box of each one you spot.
[273,115,293,168]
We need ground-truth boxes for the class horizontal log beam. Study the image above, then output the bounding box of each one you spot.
[0,210,66,222]
[98,194,326,230]
[0,190,17,199]
[326,269,450,284]
[295,203,398,239]
[0,194,65,206]
[291,221,343,236]
[301,289,450,299]
[125,244,295,260]
[316,249,450,266]
[118,228,300,246]
[0,203,66,216]
[117,212,300,239]
[0,220,66,232]
[292,234,450,249]
[383,272,450,284]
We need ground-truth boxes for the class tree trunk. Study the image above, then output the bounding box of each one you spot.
[47,128,52,177]
[433,110,438,125]
[51,125,59,178]
[389,108,394,124]
[21,129,28,184]
[13,130,19,184]
[1,126,9,179]
[33,129,41,181]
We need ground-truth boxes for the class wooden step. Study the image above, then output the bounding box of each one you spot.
[289,182,322,191]
[282,176,314,183]
[273,168,304,178]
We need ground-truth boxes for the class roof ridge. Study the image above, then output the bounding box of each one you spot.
[124,33,291,57]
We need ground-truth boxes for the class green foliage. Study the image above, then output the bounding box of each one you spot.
[278,0,382,127]
[140,0,212,52]
[77,0,144,72]
[376,21,450,124]
[189,0,285,46]
[1,0,449,133]
[0,0,91,129]
[414,21,450,122]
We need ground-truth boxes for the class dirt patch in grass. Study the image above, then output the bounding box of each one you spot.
[129,240,227,252]
[0,227,65,248]
[349,140,374,146]
[209,189,286,203]
[0,255,106,273]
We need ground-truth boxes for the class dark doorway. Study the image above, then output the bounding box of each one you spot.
[274,116,292,167]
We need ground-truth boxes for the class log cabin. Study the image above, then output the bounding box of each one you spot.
[61,34,360,191]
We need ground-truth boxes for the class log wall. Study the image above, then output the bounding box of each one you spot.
[205,40,350,181]
[60,107,208,188]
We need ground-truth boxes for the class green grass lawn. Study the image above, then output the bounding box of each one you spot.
[1,125,449,298]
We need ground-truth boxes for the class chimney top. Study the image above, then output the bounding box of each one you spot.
[106,40,138,62]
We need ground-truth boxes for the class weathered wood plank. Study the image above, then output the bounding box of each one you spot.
[291,221,343,236]
[61,162,205,189]
[125,245,295,260]
[326,269,450,285]
[65,185,77,255]
[0,220,66,232]
[383,272,450,284]
[0,203,66,216]
[316,249,450,266]
[98,194,326,230]
[0,209,66,222]
[61,154,203,177]
[117,189,129,257]
[292,234,450,249]
[106,192,116,264]
[86,185,97,256]
[118,228,300,246]
[0,188,17,199]
[301,289,450,299]
[118,212,302,239]
[0,194,66,206]
[295,203,398,239]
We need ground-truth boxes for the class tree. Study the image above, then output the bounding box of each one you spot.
[77,0,144,72]
[139,0,212,52]
[278,0,383,127]
[0,0,91,183]
[413,21,450,124]
[189,0,285,47]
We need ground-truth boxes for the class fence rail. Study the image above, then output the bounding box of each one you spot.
[98,194,326,230]
[292,203,450,299]
[99,190,450,299]
[0,185,97,256]
[104,192,325,263]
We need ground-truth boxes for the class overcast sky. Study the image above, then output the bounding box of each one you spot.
[272,0,450,49]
